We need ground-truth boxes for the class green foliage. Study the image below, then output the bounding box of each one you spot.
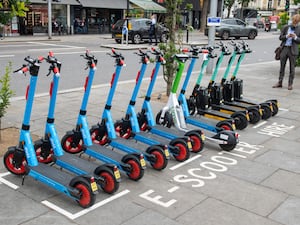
[0,0,29,25]
[278,12,289,30]
[0,62,14,118]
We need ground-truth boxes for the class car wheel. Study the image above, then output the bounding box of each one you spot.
[235,36,240,40]
[248,30,257,40]
[160,33,168,43]
[115,39,121,44]
[221,31,230,40]
[132,33,142,44]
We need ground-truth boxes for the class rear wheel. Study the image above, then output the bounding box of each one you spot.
[150,150,168,170]
[232,114,248,130]
[173,141,190,162]
[248,30,257,39]
[261,105,272,120]
[248,108,261,124]
[270,101,279,116]
[219,143,236,151]
[126,158,144,181]
[188,133,204,153]
[74,183,96,208]
[99,171,119,194]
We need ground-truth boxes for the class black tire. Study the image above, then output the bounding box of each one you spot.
[217,121,234,131]
[61,133,83,154]
[187,97,196,115]
[188,133,204,153]
[172,141,190,162]
[221,31,230,40]
[248,108,261,124]
[74,182,96,208]
[3,149,27,175]
[248,30,257,40]
[132,33,142,44]
[261,104,272,120]
[156,110,173,128]
[34,140,54,164]
[270,101,279,116]
[219,143,237,151]
[232,114,248,130]
[115,39,121,44]
[125,158,144,181]
[90,126,109,146]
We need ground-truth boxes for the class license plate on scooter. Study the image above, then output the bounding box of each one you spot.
[201,134,205,141]
[140,158,147,168]
[114,170,121,180]
[164,149,170,157]
[91,181,98,192]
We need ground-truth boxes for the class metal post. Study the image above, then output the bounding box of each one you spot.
[207,0,218,73]
[48,0,52,39]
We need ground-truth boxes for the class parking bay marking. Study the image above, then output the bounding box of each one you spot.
[42,189,130,220]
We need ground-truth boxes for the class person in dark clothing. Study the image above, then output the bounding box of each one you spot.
[273,14,300,90]
[149,14,157,45]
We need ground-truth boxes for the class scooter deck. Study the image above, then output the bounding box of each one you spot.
[223,100,259,109]
[57,154,100,174]
[149,125,188,139]
[211,103,248,113]
[133,132,171,146]
[186,116,219,132]
[84,144,124,162]
[110,137,152,153]
[29,163,73,186]
[197,108,233,120]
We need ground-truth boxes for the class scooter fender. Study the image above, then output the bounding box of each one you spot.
[211,130,238,145]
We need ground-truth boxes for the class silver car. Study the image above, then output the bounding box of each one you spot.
[215,18,258,40]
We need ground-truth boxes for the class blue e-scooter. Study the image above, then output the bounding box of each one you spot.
[3,56,97,208]
[61,50,145,181]
[177,46,239,151]
[114,49,195,162]
[33,51,120,194]
[136,48,204,158]
[89,49,174,168]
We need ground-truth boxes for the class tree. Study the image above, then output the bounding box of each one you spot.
[237,0,254,7]
[0,0,29,25]
[200,0,209,32]
[0,62,15,140]
[224,0,235,18]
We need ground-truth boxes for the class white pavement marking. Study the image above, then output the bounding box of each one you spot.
[168,186,180,193]
[28,47,84,52]
[169,155,202,171]
[0,55,15,58]
[253,121,267,129]
[0,172,19,190]
[27,41,83,48]
[42,189,130,220]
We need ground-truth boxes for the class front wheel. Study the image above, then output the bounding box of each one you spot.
[61,133,83,154]
[221,31,230,40]
[187,97,196,115]
[156,110,173,128]
[74,183,96,208]
[34,140,54,163]
[132,33,142,44]
[126,158,144,181]
[3,149,27,175]
[90,127,109,146]
[98,171,119,194]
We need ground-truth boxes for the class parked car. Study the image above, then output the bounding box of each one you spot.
[111,18,169,44]
[205,18,258,40]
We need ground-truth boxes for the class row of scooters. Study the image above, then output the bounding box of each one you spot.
[3,41,278,208]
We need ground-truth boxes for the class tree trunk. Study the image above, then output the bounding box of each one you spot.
[200,0,209,32]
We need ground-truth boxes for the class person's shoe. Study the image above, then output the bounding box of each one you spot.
[288,85,293,90]
[272,82,282,88]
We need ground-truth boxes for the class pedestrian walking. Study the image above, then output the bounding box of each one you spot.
[273,14,300,90]
[149,14,157,45]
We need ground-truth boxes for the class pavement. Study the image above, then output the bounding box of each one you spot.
[0,33,300,225]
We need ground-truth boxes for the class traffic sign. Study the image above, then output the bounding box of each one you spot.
[207,17,221,26]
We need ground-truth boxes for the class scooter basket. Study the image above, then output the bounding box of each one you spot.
[233,79,243,99]
[223,81,234,102]
[210,84,223,106]
[196,87,209,110]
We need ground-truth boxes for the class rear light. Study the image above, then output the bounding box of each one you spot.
[128,22,132,30]
[90,177,95,183]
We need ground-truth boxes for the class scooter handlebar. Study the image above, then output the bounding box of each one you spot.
[13,56,41,75]
[134,49,150,64]
[80,50,98,69]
